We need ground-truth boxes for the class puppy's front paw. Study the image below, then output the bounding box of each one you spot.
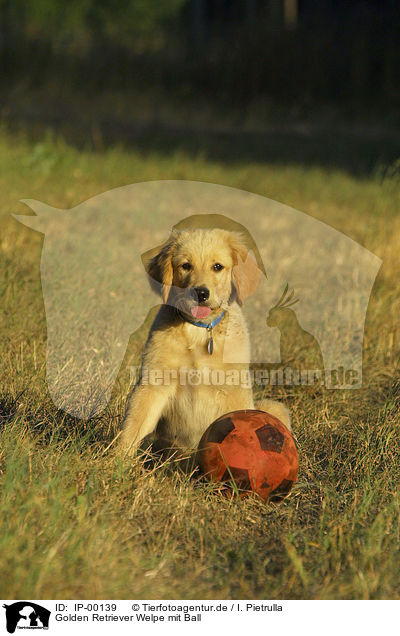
[255,399,291,431]
[119,426,141,456]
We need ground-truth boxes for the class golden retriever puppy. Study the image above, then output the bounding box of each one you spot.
[121,228,290,456]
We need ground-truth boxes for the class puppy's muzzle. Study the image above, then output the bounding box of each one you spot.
[190,286,210,303]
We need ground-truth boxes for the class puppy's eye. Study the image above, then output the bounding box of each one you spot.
[181,262,192,271]
[212,263,224,272]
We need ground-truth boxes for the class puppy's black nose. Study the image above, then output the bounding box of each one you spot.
[191,286,210,303]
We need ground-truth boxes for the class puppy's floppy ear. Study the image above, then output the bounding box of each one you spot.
[143,240,174,304]
[230,233,263,306]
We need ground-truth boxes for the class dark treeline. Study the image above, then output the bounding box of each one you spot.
[1,0,399,115]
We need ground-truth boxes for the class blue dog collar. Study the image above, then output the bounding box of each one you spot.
[181,310,225,355]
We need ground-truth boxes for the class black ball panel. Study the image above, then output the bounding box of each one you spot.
[255,424,284,453]
[221,466,251,491]
[206,417,235,443]
[269,479,293,502]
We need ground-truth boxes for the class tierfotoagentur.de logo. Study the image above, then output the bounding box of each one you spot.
[3,602,51,634]
[14,181,381,419]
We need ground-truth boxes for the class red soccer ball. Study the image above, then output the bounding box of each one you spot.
[197,409,299,502]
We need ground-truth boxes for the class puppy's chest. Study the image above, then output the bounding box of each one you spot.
[148,308,249,369]
[182,322,226,366]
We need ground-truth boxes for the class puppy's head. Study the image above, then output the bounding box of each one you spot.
[144,229,262,319]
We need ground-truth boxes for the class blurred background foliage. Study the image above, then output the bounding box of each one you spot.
[0,0,399,121]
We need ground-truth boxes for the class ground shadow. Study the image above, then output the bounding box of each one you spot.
[6,110,400,179]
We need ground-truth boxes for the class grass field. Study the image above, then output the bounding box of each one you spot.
[0,124,399,600]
